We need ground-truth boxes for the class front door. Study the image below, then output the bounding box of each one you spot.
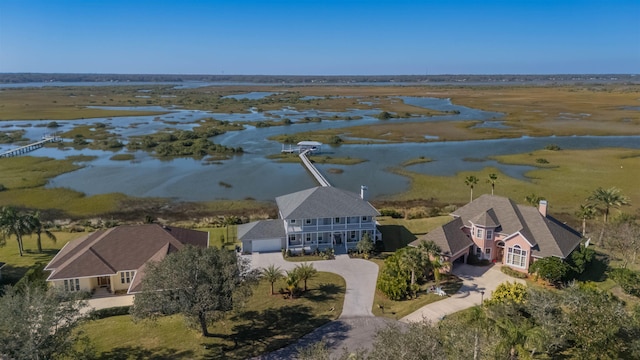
[97,276,111,287]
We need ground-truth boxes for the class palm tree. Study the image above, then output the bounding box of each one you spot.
[487,173,498,196]
[401,247,425,286]
[29,211,56,253]
[222,215,240,245]
[261,265,284,295]
[0,206,34,257]
[575,204,596,236]
[588,187,630,224]
[285,269,300,298]
[465,175,479,202]
[295,263,317,292]
[588,187,630,246]
[418,240,444,283]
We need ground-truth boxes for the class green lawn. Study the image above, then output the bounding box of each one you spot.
[0,232,82,285]
[369,258,463,320]
[377,216,451,251]
[80,272,345,359]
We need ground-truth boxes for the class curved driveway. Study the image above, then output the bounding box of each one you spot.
[247,252,379,318]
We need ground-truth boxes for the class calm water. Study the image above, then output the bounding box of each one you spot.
[1,96,638,202]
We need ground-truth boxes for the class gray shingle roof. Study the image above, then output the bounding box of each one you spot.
[238,220,286,240]
[276,186,380,219]
[410,217,473,256]
[470,208,500,228]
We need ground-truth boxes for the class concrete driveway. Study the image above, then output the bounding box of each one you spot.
[400,263,525,323]
[248,252,379,318]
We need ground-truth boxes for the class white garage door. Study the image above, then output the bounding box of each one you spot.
[252,238,282,253]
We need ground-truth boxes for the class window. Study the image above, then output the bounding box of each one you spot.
[485,248,491,256]
[305,233,312,243]
[121,271,132,284]
[506,245,527,268]
[288,234,297,243]
[476,247,481,255]
[486,230,493,239]
[362,216,369,222]
[305,219,312,225]
[334,217,341,224]
[349,231,357,239]
[64,279,80,292]
[476,228,483,238]
[290,219,296,224]
[318,234,323,241]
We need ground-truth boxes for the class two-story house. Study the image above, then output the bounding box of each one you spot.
[239,186,381,253]
[411,194,582,273]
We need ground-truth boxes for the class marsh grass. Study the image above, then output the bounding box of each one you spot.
[109,154,135,161]
[80,272,345,359]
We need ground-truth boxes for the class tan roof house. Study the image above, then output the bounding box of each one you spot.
[45,224,208,294]
[411,195,582,272]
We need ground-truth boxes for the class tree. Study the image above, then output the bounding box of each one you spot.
[568,244,595,276]
[487,173,498,196]
[28,211,56,253]
[285,269,300,298]
[525,193,544,207]
[0,282,90,360]
[529,257,569,285]
[377,252,410,300]
[261,264,284,295]
[368,322,445,360]
[356,232,374,258]
[401,247,425,286]
[608,220,640,268]
[131,246,257,337]
[295,262,317,292]
[417,240,445,284]
[588,187,631,224]
[0,206,34,256]
[465,175,479,202]
[575,204,597,236]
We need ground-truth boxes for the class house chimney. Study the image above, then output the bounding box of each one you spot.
[360,185,368,200]
[538,200,548,217]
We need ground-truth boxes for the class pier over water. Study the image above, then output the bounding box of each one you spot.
[0,135,61,158]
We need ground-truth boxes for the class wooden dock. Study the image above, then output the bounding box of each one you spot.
[0,135,61,158]
[299,149,331,187]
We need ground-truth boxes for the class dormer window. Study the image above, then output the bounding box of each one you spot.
[476,228,483,238]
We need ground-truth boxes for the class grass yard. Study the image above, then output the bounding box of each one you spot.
[81,272,345,359]
[0,231,82,285]
[377,216,451,251]
[369,258,463,319]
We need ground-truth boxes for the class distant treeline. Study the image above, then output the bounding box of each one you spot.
[0,73,637,84]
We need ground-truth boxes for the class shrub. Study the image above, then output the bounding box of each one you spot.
[536,158,549,164]
[529,257,570,284]
[501,266,528,279]
[380,209,403,219]
[544,144,562,151]
[609,268,640,297]
[0,184,6,192]
[89,306,132,320]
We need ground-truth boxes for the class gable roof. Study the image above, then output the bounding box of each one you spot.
[470,208,500,228]
[45,224,208,287]
[410,217,473,257]
[451,194,581,258]
[276,186,380,219]
[238,220,286,240]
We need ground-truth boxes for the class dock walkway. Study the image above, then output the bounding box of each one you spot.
[0,135,61,158]
[299,149,331,187]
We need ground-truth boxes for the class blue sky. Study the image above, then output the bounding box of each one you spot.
[0,0,638,75]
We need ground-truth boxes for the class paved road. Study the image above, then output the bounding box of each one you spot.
[248,252,379,318]
[400,263,525,323]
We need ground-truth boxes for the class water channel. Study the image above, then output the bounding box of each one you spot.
[1,93,638,201]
